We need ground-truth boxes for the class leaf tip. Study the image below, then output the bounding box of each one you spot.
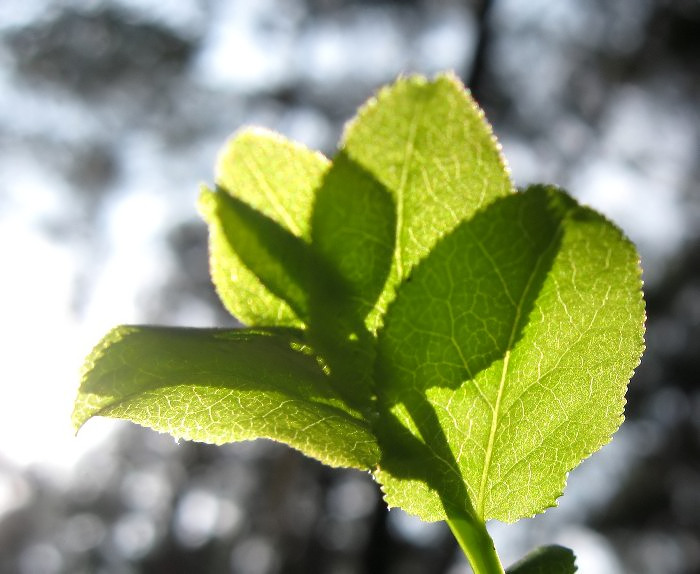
[215,126,329,188]
[73,325,137,432]
[79,325,134,383]
[197,183,217,221]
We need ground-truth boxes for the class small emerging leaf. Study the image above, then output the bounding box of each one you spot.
[201,187,317,324]
[202,149,397,408]
[506,545,577,574]
[199,128,330,327]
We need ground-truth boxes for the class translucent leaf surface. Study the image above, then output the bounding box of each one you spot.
[200,187,317,324]
[505,546,577,574]
[198,128,329,327]
[76,75,646,544]
[310,151,396,325]
[201,147,396,407]
[374,185,645,522]
[342,73,514,330]
[74,326,379,469]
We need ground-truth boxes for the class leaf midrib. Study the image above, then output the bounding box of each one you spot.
[395,105,421,279]
[474,222,564,519]
[243,154,303,237]
[90,380,374,431]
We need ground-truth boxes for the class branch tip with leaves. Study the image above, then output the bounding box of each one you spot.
[74,73,645,573]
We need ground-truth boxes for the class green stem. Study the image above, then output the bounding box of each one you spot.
[447,513,505,574]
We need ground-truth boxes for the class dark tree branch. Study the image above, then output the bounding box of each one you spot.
[468,0,495,101]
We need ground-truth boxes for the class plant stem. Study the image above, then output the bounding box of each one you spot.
[447,513,505,574]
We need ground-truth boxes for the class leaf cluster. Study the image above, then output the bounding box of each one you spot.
[74,74,645,573]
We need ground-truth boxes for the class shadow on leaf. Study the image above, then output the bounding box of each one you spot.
[212,153,396,412]
[375,186,577,519]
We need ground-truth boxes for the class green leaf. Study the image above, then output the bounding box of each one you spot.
[310,151,396,326]
[198,128,330,327]
[201,151,396,409]
[76,75,646,566]
[201,132,396,331]
[505,546,577,574]
[200,186,317,324]
[342,73,514,330]
[74,325,380,470]
[374,185,645,522]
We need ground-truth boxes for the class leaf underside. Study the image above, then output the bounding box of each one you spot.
[75,325,379,470]
[75,73,646,527]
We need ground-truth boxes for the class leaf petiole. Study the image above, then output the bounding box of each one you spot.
[447,513,505,574]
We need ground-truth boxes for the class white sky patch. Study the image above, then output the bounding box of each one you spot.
[575,159,686,263]
[0,188,175,471]
[107,0,207,39]
[81,190,173,327]
[298,8,406,87]
[191,0,302,92]
[0,148,93,469]
[0,0,48,31]
[573,86,696,280]
[0,216,117,470]
[0,134,173,473]
[414,8,475,73]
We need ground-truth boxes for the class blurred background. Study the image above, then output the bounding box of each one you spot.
[0,0,699,572]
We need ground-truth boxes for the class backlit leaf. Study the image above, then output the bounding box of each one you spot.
[198,128,329,327]
[76,75,646,559]
[342,73,514,330]
[374,185,645,522]
[74,325,379,470]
